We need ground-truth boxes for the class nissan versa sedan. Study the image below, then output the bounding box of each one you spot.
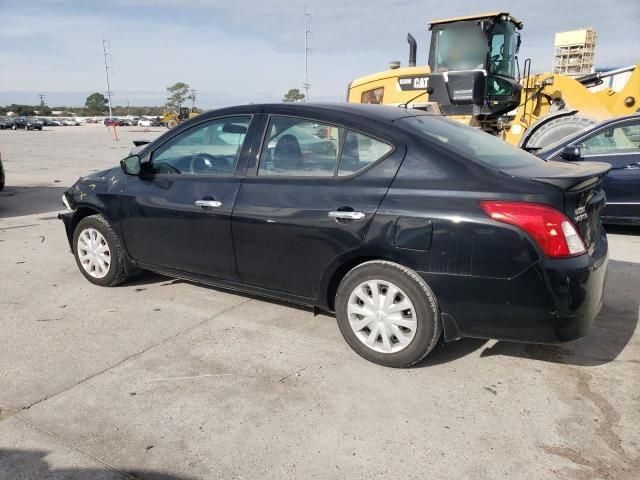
[59,104,609,367]
[537,114,640,225]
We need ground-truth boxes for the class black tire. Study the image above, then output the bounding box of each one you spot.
[524,115,597,150]
[335,260,441,367]
[72,214,129,287]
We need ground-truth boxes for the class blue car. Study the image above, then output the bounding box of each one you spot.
[537,114,640,225]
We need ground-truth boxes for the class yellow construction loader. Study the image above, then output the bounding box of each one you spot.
[162,106,199,129]
[347,12,640,150]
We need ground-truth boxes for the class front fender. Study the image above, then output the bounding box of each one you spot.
[59,168,127,249]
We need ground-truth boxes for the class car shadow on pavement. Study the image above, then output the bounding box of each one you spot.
[414,338,489,367]
[479,259,639,366]
[0,185,68,218]
[0,448,196,480]
[604,225,640,236]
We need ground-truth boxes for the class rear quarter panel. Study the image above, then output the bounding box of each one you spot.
[368,140,566,338]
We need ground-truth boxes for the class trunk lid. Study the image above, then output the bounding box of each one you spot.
[502,160,610,249]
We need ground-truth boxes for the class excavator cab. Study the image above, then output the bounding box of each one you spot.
[178,107,191,121]
[427,12,523,119]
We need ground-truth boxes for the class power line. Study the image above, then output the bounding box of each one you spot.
[102,38,114,117]
[304,7,311,101]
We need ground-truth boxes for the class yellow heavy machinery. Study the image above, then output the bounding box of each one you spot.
[348,12,640,150]
[162,106,199,129]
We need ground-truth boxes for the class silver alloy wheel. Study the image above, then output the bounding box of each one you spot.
[347,279,418,354]
[77,227,111,279]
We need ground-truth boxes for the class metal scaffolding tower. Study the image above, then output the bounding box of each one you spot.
[553,28,597,76]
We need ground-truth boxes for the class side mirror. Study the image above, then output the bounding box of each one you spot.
[120,155,141,175]
[560,146,582,161]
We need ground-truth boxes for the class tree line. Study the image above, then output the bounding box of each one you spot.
[1,83,306,117]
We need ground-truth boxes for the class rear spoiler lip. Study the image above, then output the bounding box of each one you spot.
[502,161,611,191]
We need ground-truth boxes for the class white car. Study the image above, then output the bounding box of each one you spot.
[62,119,76,126]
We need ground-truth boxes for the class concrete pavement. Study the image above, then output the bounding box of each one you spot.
[1,126,638,479]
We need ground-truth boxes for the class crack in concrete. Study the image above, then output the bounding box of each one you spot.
[3,298,253,421]
[15,414,141,480]
[541,367,640,480]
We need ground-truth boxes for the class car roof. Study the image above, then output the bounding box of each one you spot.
[199,102,433,123]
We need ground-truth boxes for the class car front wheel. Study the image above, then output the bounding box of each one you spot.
[73,214,129,287]
[335,260,441,367]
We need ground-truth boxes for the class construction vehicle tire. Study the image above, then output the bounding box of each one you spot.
[167,119,179,129]
[523,115,597,150]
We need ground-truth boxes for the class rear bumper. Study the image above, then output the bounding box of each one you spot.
[420,230,609,344]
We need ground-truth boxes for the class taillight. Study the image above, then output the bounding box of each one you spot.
[480,201,586,258]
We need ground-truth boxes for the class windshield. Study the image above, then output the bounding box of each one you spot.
[431,21,489,72]
[489,20,517,78]
[399,115,547,169]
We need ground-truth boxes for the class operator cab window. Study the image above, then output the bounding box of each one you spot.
[150,116,251,175]
[432,22,488,72]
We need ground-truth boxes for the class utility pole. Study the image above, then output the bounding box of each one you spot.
[37,94,46,108]
[189,89,197,110]
[102,38,113,117]
[304,7,311,101]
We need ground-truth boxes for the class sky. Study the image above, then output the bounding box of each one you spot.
[0,0,638,108]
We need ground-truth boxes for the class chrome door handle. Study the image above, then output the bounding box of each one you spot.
[195,200,222,208]
[328,211,366,220]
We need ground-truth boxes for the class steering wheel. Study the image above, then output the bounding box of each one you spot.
[189,153,232,174]
[155,163,181,174]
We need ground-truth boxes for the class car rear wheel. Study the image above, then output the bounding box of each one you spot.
[73,214,129,287]
[335,260,441,367]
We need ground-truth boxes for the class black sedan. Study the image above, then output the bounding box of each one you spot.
[537,114,640,225]
[0,116,14,130]
[59,104,609,367]
[12,117,44,130]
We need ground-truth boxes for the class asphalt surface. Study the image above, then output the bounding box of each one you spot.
[0,125,639,479]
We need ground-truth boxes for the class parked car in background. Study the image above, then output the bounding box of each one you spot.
[13,117,44,130]
[119,117,140,126]
[0,116,14,130]
[137,117,161,127]
[538,114,640,225]
[62,118,77,126]
[85,118,98,124]
[49,119,63,126]
[59,103,610,367]
[39,118,58,126]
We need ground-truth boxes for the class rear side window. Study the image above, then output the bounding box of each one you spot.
[399,115,546,169]
[258,117,343,176]
[338,131,393,176]
[258,116,394,177]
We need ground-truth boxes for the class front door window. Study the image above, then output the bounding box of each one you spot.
[150,116,252,175]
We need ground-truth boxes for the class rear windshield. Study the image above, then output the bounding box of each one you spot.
[398,116,546,169]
